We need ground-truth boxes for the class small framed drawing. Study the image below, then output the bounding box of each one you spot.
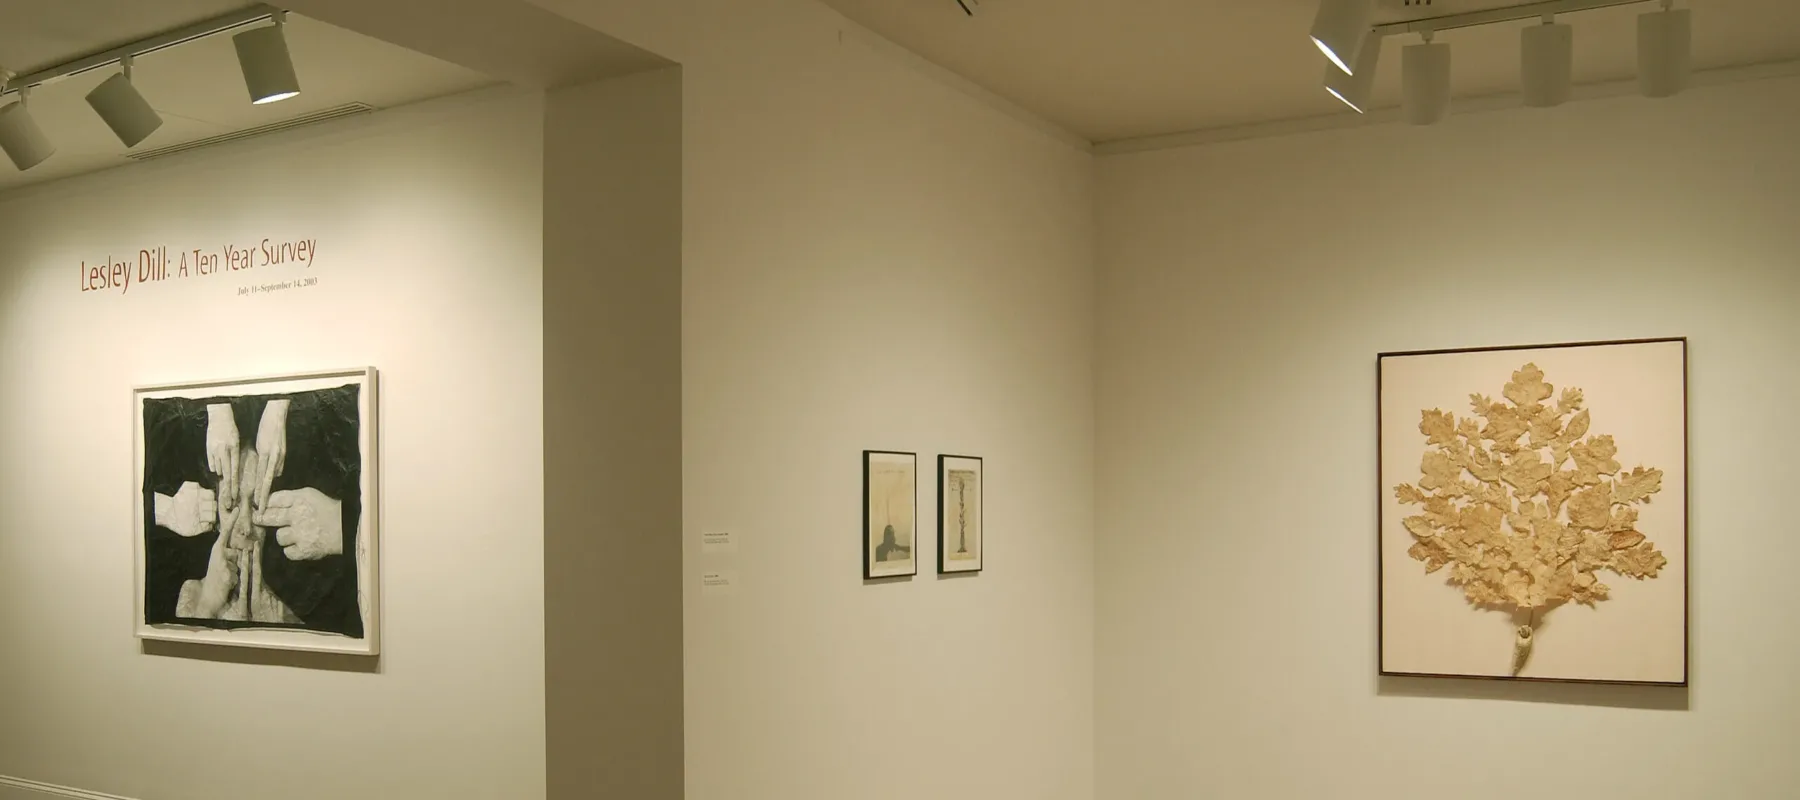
[938,455,983,574]
[863,450,918,579]
[134,367,380,656]
[1379,338,1686,685]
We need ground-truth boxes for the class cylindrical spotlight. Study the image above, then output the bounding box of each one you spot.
[86,58,164,147]
[1522,20,1574,108]
[1403,40,1452,126]
[1638,6,1691,98]
[234,13,301,104]
[0,91,55,171]
[1311,0,1379,75]
[1325,32,1384,113]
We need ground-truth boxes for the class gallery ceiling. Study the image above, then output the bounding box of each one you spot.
[818,0,1800,143]
[0,1,495,192]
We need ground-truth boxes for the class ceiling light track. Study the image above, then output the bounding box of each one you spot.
[1310,0,1689,126]
[2,4,282,98]
[0,4,304,171]
[1372,0,1654,37]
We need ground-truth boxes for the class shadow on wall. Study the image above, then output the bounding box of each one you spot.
[1377,674,1687,711]
[143,639,380,674]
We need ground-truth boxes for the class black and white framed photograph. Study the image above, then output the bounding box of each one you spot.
[938,454,983,574]
[863,450,917,580]
[134,367,379,655]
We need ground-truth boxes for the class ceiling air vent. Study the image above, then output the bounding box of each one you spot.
[126,102,376,162]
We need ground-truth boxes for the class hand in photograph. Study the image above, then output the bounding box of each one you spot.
[218,453,263,622]
[205,403,241,510]
[254,488,344,561]
[153,481,217,537]
[175,529,242,619]
[224,450,264,552]
[252,399,290,512]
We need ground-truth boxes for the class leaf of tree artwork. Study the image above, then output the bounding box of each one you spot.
[1394,363,1669,673]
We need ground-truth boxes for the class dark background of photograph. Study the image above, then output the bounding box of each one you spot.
[141,383,364,638]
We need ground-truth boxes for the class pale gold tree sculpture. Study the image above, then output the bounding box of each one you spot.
[1395,363,1668,674]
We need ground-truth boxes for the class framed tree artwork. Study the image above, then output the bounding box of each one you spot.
[863,450,918,579]
[938,454,983,574]
[1378,338,1686,686]
[134,367,380,655]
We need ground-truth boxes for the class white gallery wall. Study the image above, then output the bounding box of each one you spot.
[1096,76,1800,798]
[527,2,1099,798]
[0,1,1099,796]
[0,89,548,799]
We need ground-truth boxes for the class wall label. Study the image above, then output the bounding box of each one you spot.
[701,530,737,555]
[78,236,319,296]
[700,570,737,596]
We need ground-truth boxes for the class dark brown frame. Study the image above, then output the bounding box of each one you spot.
[1376,337,1689,687]
[863,449,918,580]
[937,454,984,575]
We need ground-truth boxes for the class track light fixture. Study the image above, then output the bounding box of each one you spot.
[235,11,301,105]
[1402,34,1452,126]
[86,55,165,147]
[1311,0,1697,121]
[0,87,56,171]
[1521,17,1574,108]
[1638,1,1691,98]
[0,4,301,172]
[1324,32,1383,113]
[1311,0,1379,75]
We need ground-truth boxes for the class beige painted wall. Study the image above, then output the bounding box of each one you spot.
[543,67,684,799]
[0,2,1100,797]
[0,89,548,800]
[1095,76,1800,798]
[528,2,1099,798]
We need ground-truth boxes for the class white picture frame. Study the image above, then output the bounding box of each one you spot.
[133,367,379,656]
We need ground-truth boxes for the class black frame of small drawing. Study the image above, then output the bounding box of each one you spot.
[937,454,984,575]
[862,449,919,580]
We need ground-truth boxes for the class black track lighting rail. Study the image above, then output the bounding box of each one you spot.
[1372,0,1658,37]
[2,4,281,97]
